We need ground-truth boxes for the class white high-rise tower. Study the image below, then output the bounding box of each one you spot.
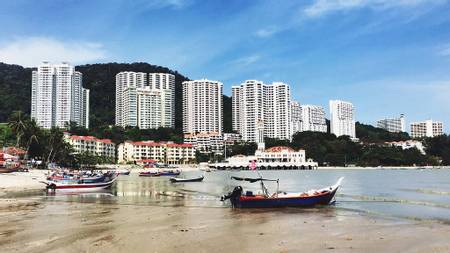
[329,100,355,138]
[115,72,175,129]
[31,62,89,129]
[232,80,292,142]
[182,79,223,134]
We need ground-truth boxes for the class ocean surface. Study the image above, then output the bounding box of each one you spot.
[6,169,450,223]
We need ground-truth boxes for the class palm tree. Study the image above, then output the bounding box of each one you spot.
[8,111,27,147]
[23,119,40,160]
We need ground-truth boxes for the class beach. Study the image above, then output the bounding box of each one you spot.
[0,200,449,253]
[1,169,450,253]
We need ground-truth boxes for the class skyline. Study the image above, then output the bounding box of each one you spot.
[1,1,450,131]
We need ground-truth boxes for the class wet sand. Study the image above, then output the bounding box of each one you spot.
[0,199,449,253]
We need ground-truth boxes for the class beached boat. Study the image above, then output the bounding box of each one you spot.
[44,172,118,192]
[139,169,181,177]
[139,171,160,177]
[0,153,20,173]
[170,175,204,183]
[221,176,344,208]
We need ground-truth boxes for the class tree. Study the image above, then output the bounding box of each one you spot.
[8,111,28,147]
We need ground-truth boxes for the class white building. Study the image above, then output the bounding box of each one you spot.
[410,120,443,138]
[329,100,356,138]
[386,140,425,155]
[300,105,327,133]
[182,79,223,134]
[31,62,89,129]
[184,132,224,154]
[291,101,302,134]
[115,72,175,129]
[117,141,195,164]
[223,133,242,145]
[64,134,115,159]
[377,114,405,133]
[232,80,292,142]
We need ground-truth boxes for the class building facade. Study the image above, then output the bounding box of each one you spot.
[184,132,224,154]
[291,101,302,134]
[31,62,89,129]
[377,114,405,133]
[182,79,223,134]
[300,105,327,133]
[410,120,443,138]
[232,80,292,142]
[329,100,356,138]
[117,141,195,164]
[64,134,115,159]
[115,72,175,129]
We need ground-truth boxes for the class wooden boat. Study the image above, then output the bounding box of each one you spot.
[0,166,20,173]
[139,169,180,177]
[170,175,204,183]
[221,176,344,208]
[43,172,118,192]
[139,171,160,177]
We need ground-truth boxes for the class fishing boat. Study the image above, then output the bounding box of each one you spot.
[139,169,181,177]
[0,153,20,173]
[43,171,118,192]
[117,169,131,175]
[170,175,204,183]
[139,170,160,177]
[221,176,344,208]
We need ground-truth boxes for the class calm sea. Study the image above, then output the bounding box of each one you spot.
[7,169,450,223]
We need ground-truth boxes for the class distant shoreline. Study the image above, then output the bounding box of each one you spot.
[318,166,450,170]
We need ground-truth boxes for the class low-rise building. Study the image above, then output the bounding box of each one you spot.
[223,133,242,145]
[377,114,405,133]
[410,120,443,138]
[117,140,195,164]
[184,132,224,154]
[64,134,116,159]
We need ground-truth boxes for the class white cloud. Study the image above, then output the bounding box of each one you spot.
[303,0,447,18]
[438,44,450,56]
[231,55,261,66]
[0,37,107,67]
[255,26,279,38]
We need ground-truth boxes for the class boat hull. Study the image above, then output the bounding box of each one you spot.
[170,176,204,183]
[46,176,118,192]
[231,188,338,208]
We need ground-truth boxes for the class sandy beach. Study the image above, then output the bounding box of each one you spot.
[0,170,48,196]
[0,199,449,253]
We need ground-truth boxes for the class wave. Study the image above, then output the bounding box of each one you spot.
[401,188,450,196]
[338,193,450,209]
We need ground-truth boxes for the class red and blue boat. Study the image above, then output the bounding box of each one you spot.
[43,171,118,192]
[221,176,344,208]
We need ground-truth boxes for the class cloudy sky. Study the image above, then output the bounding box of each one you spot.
[1,0,450,131]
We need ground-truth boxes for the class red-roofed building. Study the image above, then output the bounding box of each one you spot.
[118,140,195,164]
[64,134,116,159]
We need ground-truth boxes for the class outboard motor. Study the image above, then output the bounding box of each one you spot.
[221,186,243,207]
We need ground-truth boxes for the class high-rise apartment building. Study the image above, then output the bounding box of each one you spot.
[329,100,356,138]
[182,79,223,134]
[291,101,302,134]
[377,114,405,133]
[300,105,327,133]
[115,72,175,129]
[410,120,443,138]
[232,80,292,142]
[31,62,89,129]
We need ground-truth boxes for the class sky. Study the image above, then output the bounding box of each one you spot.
[0,0,450,132]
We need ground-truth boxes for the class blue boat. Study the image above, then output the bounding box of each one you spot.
[221,177,344,208]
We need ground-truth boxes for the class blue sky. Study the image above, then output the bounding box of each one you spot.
[1,0,450,132]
